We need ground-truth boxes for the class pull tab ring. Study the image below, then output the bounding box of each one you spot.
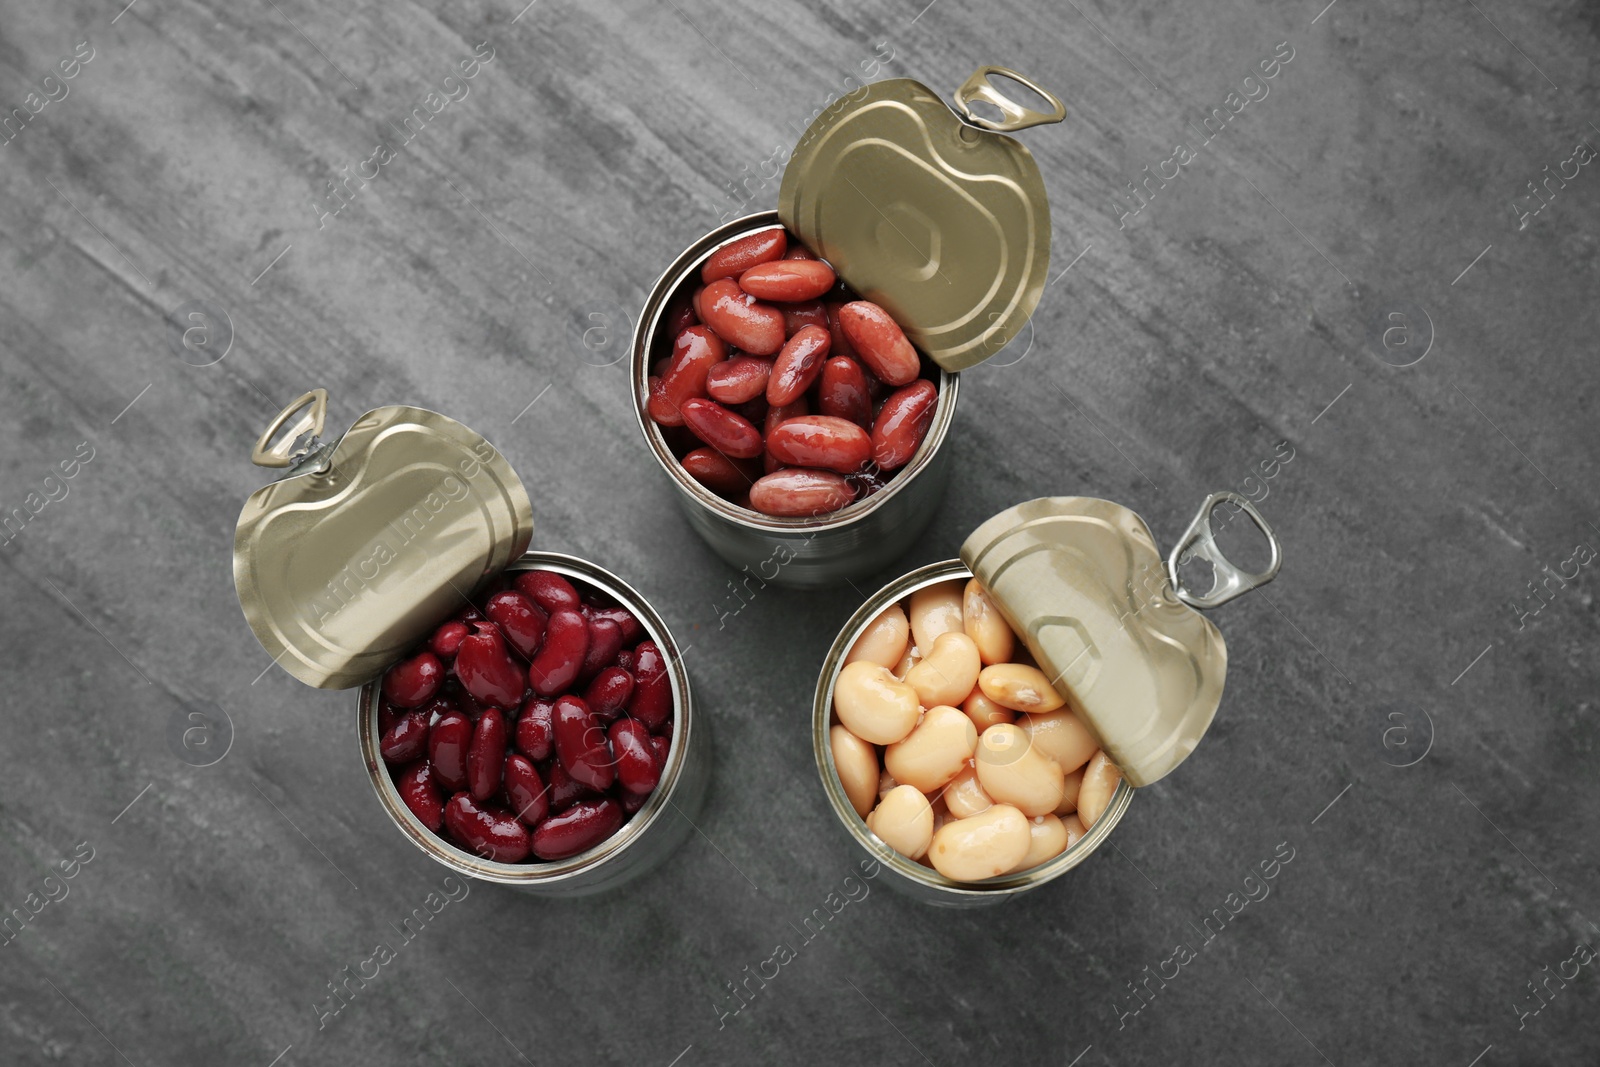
[1166,492,1282,609]
[952,66,1067,133]
[251,389,328,468]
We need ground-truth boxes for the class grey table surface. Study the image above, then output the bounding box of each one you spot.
[2,0,1598,1063]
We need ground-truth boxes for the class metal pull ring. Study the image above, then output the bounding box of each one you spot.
[952,66,1067,133]
[1166,492,1283,610]
[251,389,328,468]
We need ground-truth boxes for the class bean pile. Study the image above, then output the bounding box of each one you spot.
[646,226,940,518]
[831,577,1126,881]
[376,569,673,864]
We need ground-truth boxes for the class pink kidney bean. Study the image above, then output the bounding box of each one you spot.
[444,793,530,863]
[484,589,547,660]
[680,398,765,459]
[467,707,508,801]
[453,624,525,709]
[838,301,920,386]
[782,300,830,338]
[748,469,854,517]
[870,379,938,470]
[397,761,444,832]
[585,666,635,722]
[382,651,443,708]
[627,641,673,731]
[766,324,832,406]
[818,356,872,427]
[609,719,661,795]
[738,259,837,302]
[503,754,549,827]
[705,357,773,405]
[428,710,472,793]
[701,228,786,283]
[765,415,872,473]
[528,609,589,696]
[531,799,624,860]
[552,695,615,792]
[682,447,761,494]
[700,279,785,356]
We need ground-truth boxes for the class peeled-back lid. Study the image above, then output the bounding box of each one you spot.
[960,495,1282,787]
[778,66,1065,373]
[233,390,534,689]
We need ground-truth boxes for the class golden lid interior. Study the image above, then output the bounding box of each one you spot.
[960,495,1280,787]
[234,398,534,689]
[777,67,1064,373]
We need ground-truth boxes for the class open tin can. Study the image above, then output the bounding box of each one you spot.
[233,390,708,895]
[632,67,1067,587]
[813,493,1283,906]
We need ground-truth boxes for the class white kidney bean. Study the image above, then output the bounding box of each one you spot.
[846,604,909,670]
[961,687,1014,730]
[975,723,1064,817]
[1053,767,1084,815]
[1077,750,1123,829]
[1019,708,1097,775]
[962,578,1014,665]
[904,631,981,709]
[885,705,977,793]
[834,661,920,745]
[978,663,1065,713]
[892,642,920,680]
[867,785,934,860]
[877,767,898,802]
[908,579,964,655]
[1062,812,1086,848]
[1011,813,1069,872]
[928,804,1030,881]
[944,762,994,818]
[831,725,879,818]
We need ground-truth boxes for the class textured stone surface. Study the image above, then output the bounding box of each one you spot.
[1,0,1597,1064]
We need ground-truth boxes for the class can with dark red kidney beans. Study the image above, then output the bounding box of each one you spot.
[632,68,1069,588]
[813,495,1283,906]
[233,390,708,895]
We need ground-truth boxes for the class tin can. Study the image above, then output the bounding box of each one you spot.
[813,494,1283,906]
[632,68,1068,587]
[234,390,707,894]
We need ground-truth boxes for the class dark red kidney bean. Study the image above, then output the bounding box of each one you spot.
[838,301,919,386]
[619,789,650,815]
[649,325,727,427]
[429,711,472,792]
[648,735,670,766]
[552,695,615,792]
[584,666,635,722]
[502,754,549,827]
[705,357,773,405]
[782,300,829,338]
[656,717,675,741]
[764,398,809,474]
[701,228,786,282]
[609,719,661,795]
[451,682,486,721]
[444,793,530,863]
[428,620,471,660]
[515,697,555,761]
[700,279,785,356]
[531,799,624,860]
[627,641,673,731]
[682,447,759,495]
[455,604,483,623]
[870,379,939,470]
[453,623,525,709]
[467,708,508,801]
[513,570,582,615]
[528,609,589,696]
[818,356,873,427]
[738,260,837,302]
[680,398,764,459]
[378,697,403,737]
[616,649,637,673]
[580,617,624,682]
[397,761,444,831]
[749,468,854,517]
[767,325,831,406]
[483,590,547,661]
[544,758,595,812]
[381,651,443,708]
[380,708,431,764]
[766,415,872,473]
[665,298,698,338]
[588,605,642,646]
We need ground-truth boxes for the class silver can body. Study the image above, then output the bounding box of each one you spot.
[358,552,708,896]
[813,559,1134,907]
[631,211,960,589]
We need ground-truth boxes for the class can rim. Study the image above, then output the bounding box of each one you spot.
[630,211,961,533]
[358,552,694,885]
[812,558,1134,897]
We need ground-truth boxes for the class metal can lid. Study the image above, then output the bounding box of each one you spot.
[233,391,534,689]
[777,67,1064,373]
[959,495,1281,787]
